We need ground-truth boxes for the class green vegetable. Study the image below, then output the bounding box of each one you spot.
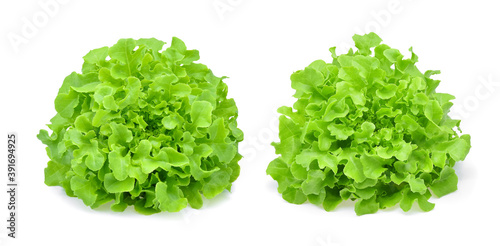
[38,37,243,214]
[267,32,471,215]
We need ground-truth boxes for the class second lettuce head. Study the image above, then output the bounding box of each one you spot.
[267,33,471,215]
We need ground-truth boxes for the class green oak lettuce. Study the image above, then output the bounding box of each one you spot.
[38,37,243,214]
[267,33,471,215]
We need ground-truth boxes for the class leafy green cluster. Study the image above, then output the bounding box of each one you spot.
[38,37,243,214]
[267,33,471,215]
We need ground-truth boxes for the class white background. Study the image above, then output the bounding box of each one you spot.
[0,0,499,245]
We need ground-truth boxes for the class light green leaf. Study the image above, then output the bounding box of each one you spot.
[360,153,386,179]
[70,175,97,206]
[408,175,427,194]
[109,147,131,181]
[282,187,307,204]
[104,173,135,193]
[202,170,230,199]
[328,123,354,140]
[190,101,213,128]
[344,154,366,183]
[334,81,366,105]
[376,84,397,99]
[54,90,79,118]
[383,49,403,63]
[324,98,349,121]
[155,182,188,212]
[353,32,382,55]
[267,158,296,193]
[301,170,325,195]
[44,160,69,186]
[430,166,458,197]
[425,100,443,124]
[272,115,302,164]
[354,196,379,215]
